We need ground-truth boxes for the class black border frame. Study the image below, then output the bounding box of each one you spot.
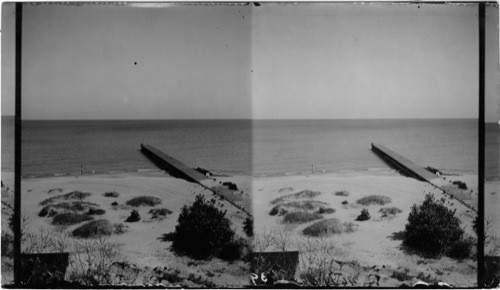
[8,1,495,288]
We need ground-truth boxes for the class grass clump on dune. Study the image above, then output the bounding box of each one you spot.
[379,207,402,217]
[284,200,328,211]
[356,195,392,206]
[40,191,92,206]
[39,201,99,217]
[334,190,350,197]
[149,208,172,219]
[87,208,106,215]
[317,207,336,214]
[282,211,323,224]
[125,196,162,207]
[72,220,125,238]
[270,190,322,205]
[302,218,357,237]
[102,191,119,198]
[269,200,328,216]
[52,212,93,226]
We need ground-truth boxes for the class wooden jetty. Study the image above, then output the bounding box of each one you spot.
[140,143,252,217]
[140,143,208,183]
[371,143,477,212]
[371,143,436,182]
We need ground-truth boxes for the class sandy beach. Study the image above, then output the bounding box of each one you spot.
[253,169,478,287]
[2,170,251,287]
[1,167,481,287]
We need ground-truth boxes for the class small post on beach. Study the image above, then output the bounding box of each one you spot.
[80,165,83,176]
[311,164,314,175]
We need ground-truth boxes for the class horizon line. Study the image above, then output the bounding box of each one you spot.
[2,115,482,121]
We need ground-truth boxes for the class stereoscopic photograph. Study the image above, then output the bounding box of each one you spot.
[1,1,499,288]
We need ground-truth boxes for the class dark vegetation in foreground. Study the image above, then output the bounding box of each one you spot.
[169,194,249,261]
[404,194,473,259]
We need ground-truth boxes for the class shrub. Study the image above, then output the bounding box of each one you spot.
[218,238,248,262]
[243,217,253,237]
[126,196,161,207]
[452,181,467,190]
[72,220,114,238]
[102,191,119,198]
[403,194,464,258]
[52,212,93,226]
[171,194,235,260]
[111,201,118,206]
[356,195,391,206]
[269,206,280,216]
[282,211,323,224]
[342,200,348,205]
[125,210,141,222]
[356,209,371,221]
[334,190,350,196]
[1,232,13,258]
[302,218,347,237]
[379,207,402,217]
[222,181,238,191]
[317,207,336,214]
[447,237,474,260]
[149,208,172,219]
[87,208,106,215]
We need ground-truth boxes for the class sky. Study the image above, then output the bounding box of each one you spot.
[1,3,499,120]
[2,3,252,119]
[253,3,497,120]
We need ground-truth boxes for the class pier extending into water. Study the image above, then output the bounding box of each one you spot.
[140,143,252,217]
[371,143,437,182]
[371,142,476,212]
[141,143,209,183]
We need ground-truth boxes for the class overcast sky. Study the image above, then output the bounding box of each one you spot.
[1,3,498,120]
[2,3,252,119]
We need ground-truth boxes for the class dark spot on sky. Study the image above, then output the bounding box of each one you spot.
[418,5,420,8]
[134,62,137,65]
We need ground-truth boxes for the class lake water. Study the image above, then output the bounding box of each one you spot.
[1,117,486,178]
